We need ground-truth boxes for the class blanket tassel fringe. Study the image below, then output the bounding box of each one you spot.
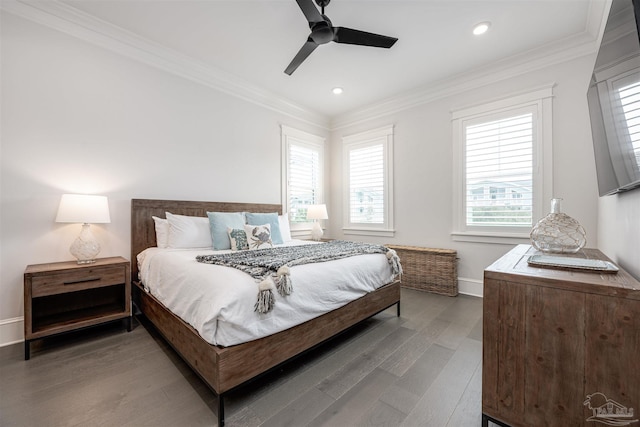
[276,266,292,296]
[386,249,403,278]
[254,278,276,313]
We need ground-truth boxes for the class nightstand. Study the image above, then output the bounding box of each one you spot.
[23,256,131,360]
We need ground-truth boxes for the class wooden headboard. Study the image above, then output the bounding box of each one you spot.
[130,199,282,282]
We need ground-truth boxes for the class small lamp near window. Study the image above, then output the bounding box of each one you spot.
[306,204,328,241]
[56,194,111,264]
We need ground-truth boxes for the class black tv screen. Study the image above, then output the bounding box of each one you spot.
[587,0,640,196]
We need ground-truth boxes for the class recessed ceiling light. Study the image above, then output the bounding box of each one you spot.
[332,87,343,95]
[473,22,491,36]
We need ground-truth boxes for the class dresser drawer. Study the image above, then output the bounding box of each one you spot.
[31,265,126,297]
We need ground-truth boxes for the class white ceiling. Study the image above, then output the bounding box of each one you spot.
[47,0,606,120]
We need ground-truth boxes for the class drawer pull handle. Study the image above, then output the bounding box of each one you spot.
[64,277,101,285]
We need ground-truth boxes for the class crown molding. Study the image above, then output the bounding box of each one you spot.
[2,0,607,132]
[330,30,600,130]
[0,0,331,130]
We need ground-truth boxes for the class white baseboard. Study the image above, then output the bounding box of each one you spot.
[0,317,24,347]
[458,277,484,297]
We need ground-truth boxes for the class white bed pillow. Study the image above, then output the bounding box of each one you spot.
[152,216,169,248]
[279,213,292,242]
[244,224,273,250]
[166,212,212,249]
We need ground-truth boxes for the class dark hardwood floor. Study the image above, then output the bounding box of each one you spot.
[0,289,486,426]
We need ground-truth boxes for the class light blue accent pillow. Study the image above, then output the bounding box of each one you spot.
[207,212,245,250]
[245,212,283,244]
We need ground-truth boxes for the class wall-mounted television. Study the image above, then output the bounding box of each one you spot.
[587,0,640,196]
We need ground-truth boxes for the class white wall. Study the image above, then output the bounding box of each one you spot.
[328,54,601,296]
[0,13,328,345]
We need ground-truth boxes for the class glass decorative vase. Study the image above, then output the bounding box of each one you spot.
[530,198,586,254]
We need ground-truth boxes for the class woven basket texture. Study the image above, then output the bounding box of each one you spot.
[387,245,458,296]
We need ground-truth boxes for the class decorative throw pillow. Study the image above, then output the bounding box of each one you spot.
[244,224,273,250]
[166,212,212,249]
[152,216,169,248]
[207,212,246,250]
[245,212,283,244]
[227,228,249,251]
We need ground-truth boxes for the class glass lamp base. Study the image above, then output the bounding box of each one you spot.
[311,222,324,241]
[70,223,101,263]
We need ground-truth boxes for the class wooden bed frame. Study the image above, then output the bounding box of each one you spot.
[130,199,401,426]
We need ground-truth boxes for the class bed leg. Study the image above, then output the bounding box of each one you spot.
[218,393,225,427]
[397,301,401,317]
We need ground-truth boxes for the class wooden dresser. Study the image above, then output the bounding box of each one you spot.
[482,245,640,427]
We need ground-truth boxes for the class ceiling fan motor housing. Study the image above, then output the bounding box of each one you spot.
[310,18,334,44]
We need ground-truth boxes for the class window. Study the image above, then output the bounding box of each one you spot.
[343,126,394,237]
[452,87,553,243]
[466,112,533,225]
[281,126,325,232]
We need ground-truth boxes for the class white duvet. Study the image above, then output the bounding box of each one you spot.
[137,240,396,347]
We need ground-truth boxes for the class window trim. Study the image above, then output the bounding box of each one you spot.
[342,125,395,237]
[451,86,553,244]
[281,125,325,236]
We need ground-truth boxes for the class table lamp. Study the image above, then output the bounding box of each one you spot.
[306,204,328,241]
[55,194,111,264]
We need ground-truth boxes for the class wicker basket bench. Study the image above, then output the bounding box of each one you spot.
[386,245,458,296]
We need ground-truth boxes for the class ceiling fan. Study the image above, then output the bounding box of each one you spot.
[285,0,398,75]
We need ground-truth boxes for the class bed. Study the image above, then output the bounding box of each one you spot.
[130,199,401,426]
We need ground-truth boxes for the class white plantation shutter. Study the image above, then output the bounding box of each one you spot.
[288,144,321,223]
[349,144,384,224]
[281,126,324,229]
[465,112,534,227]
[343,126,394,236]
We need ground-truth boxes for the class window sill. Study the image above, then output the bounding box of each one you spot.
[291,229,313,240]
[343,227,395,238]
[451,231,531,245]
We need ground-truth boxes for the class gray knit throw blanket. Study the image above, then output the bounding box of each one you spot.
[196,240,402,314]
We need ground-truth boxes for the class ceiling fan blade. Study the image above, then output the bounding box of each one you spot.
[285,38,319,75]
[333,27,398,48]
[295,0,324,24]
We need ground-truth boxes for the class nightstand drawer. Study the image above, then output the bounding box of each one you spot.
[31,266,126,297]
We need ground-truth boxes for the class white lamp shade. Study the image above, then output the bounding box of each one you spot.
[306,204,328,220]
[56,194,111,224]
